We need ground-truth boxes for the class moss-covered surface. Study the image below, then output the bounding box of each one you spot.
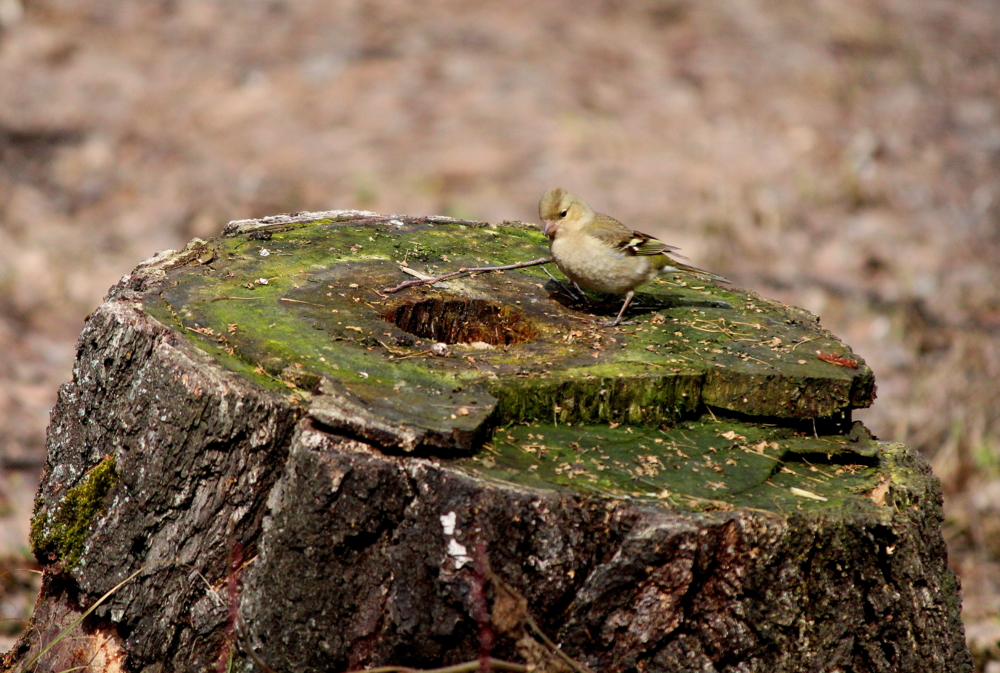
[30,455,118,570]
[459,416,892,514]
[145,215,872,426]
[136,212,891,513]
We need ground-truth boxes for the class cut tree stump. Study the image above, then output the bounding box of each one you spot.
[5,210,971,673]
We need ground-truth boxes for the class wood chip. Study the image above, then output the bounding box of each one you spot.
[790,486,828,502]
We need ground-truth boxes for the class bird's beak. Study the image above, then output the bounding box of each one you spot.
[542,219,559,237]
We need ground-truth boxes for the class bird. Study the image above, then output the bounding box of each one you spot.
[538,187,729,326]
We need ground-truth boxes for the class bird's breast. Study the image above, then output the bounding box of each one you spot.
[550,234,660,295]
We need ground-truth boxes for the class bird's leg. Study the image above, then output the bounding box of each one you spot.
[605,291,635,327]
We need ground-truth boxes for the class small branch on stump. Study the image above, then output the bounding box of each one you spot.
[382,257,554,293]
[343,659,528,673]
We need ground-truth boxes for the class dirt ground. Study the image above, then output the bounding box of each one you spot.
[0,0,998,666]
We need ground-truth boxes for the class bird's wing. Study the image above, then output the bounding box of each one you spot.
[586,212,731,283]
[661,259,731,284]
[586,214,682,257]
[623,230,682,257]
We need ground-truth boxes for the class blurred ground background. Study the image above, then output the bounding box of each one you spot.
[0,0,997,666]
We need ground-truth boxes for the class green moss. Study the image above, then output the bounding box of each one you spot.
[30,456,119,569]
[458,415,887,514]
[491,371,704,426]
[127,214,934,518]
[143,216,874,444]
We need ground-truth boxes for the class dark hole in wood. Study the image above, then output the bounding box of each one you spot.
[382,298,536,346]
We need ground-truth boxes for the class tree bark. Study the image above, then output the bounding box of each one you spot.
[5,210,971,673]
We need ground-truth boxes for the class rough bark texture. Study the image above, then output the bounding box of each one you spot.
[4,211,970,673]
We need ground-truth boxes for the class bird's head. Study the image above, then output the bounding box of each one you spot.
[539,188,594,238]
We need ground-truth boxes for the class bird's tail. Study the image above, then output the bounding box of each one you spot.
[664,260,731,284]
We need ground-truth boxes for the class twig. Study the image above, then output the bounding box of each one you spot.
[343,658,528,673]
[383,257,554,293]
[211,296,265,302]
[377,340,413,356]
[541,267,584,300]
[790,336,820,351]
[521,611,596,673]
[688,318,742,338]
[26,562,176,671]
[399,267,436,281]
[488,572,597,673]
[676,493,734,510]
[234,615,280,673]
[279,297,325,307]
[393,349,435,360]
[742,354,780,370]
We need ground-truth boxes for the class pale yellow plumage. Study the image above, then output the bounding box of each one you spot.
[539,187,727,325]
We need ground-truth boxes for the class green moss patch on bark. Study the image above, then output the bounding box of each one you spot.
[30,455,119,569]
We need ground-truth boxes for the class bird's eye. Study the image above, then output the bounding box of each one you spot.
[559,210,568,218]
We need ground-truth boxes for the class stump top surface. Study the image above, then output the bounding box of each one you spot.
[149,213,871,413]
[135,211,885,511]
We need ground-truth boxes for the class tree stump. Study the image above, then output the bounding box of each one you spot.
[6,210,971,672]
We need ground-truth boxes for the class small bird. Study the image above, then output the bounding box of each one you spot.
[539,188,728,326]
